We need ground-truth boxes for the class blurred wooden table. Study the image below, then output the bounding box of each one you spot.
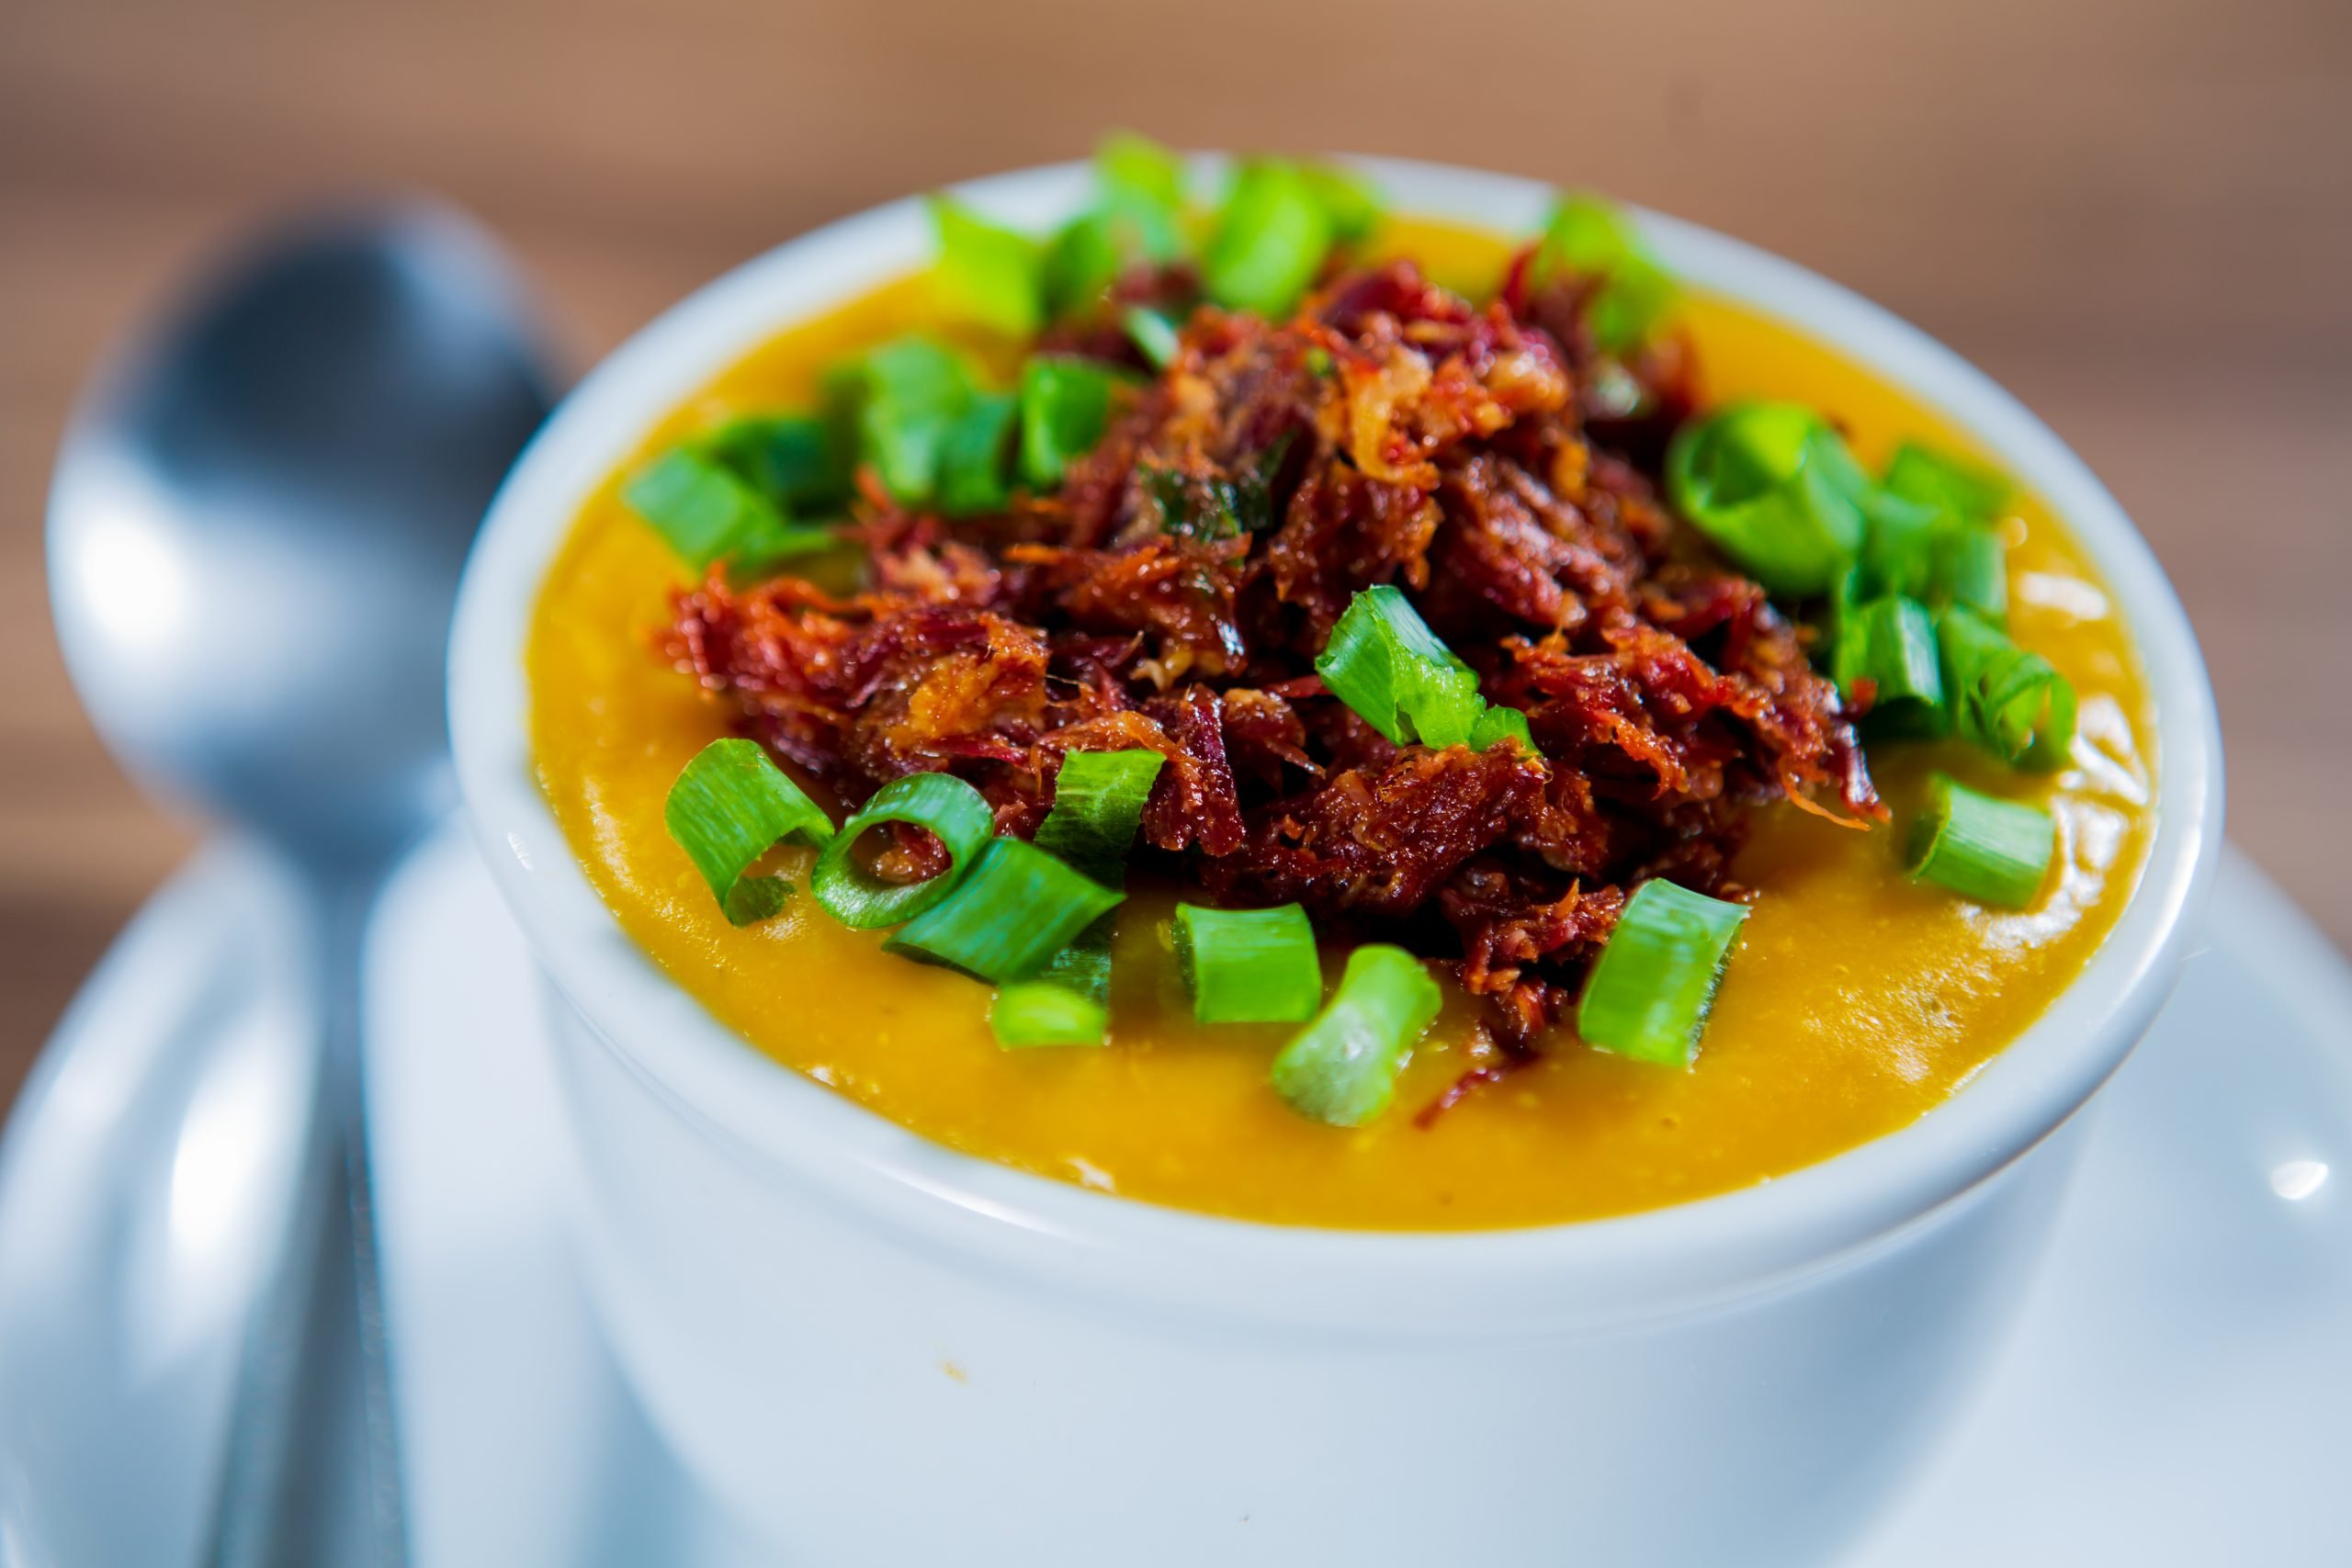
[4,0,2346,1111]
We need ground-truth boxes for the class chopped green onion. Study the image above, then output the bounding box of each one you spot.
[810,772,996,929]
[991,749,1166,1049]
[1018,355,1131,490]
[1147,432,1295,541]
[826,337,979,506]
[1469,704,1535,754]
[1041,212,1128,318]
[1204,161,1333,320]
[1834,593,1946,733]
[1270,944,1442,1127]
[1174,903,1322,1023]
[1037,136,1190,319]
[990,964,1110,1048]
[1531,193,1675,354]
[1299,162,1385,246]
[1903,773,2056,909]
[927,195,1044,337]
[1664,402,1869,596]
[1576,879,1749,1068]
[887,839,1124,984]
[1092,134,1189,264]
[1315,584,1483,749]
[1034,750,1167,885]
[1857,488,1946,600]
[699,414,852,517]
[623,448,835,571]
[1937,607,2078,771]
[1935,527,2008,624]
[935,391,1020,517]
[1885,441,2009,525]
[663,739,835,926]
[1122,305,1182,369]
[1096,131,1189,215]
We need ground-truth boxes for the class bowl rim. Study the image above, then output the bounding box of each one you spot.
[447,154,2222,1332]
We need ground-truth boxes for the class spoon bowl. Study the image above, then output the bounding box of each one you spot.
[49,205,556,865]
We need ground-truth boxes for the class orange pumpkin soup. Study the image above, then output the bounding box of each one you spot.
[527,212,2151,1230]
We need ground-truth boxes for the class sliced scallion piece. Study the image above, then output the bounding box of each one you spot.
[1884,441,2009,525]
[663,739,836,926]
[991,748,1167,1049]
[1938,607,2077,771]
[699,414,852,517]
[623,448,835,571]
[1204,160,1333,320]
[1315,584,1483,748]
[935,391,1021,518]
[1034,750,1167,883]
[1300,161,1385,246]
[1092,132,1187,264]
[1270,944,1442,1127]
[1122,305,1182,369]
[826,337,978,506]
[1834,593,1946,734]
[1469,703,1535,754]
[1019,355,1132,490]
[810,772,996,930]
[991,962,1112,1048]
[887,839,1124,984]
[1531,193,1674,354]
[1174,903,1322,1024]
[1903,773,2056,908]
[1096,131,1188,216]
[1935,527,2009,624]
[1037,135,1189,319]
[1664,402,1870,596]
[927,195,1044,337]
[1576,879,1748,1067]
[1857,487,1946,600]
[1042,211,1132,318]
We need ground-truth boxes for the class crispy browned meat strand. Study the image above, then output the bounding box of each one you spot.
[665,257,1883,1042]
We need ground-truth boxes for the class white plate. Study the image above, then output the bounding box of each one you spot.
[6,824,2346,1564]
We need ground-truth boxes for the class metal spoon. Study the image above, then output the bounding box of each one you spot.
[40,204,559,1565]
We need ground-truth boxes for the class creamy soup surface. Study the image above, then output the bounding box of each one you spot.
[527,218,2154,1230]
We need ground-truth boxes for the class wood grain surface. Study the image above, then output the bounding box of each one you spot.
[3,0,2346,1111]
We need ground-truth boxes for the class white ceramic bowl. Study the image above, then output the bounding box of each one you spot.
[448,158,2222,1566]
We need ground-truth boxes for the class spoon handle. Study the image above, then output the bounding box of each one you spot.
[203,877,407,1568]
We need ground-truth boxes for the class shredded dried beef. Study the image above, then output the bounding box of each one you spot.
[664,258,1882,1043]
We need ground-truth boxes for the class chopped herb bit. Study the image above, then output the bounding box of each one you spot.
[623,447,834,571]
[1885,441,2010,526]
[935,391,1021,518]
[1938,607,2077,771]
[928,195,1044,336]
[1019,355,1133,490]
[1204,160,1333,320]
[990,749,1164,1048]
[1577,879,1748,1067]
[1271,944,1442,1126]
[663,739,835,926]
[1665,401,1870,597]
[1122,304,1182,369]
[825,336,982,506]
[1175,903,1322,1024]
[1904,773,2056,908]
[1532,193,1675,354]
[887,838,1124,985]
[810,771,997,930]
[699,414,852,516]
